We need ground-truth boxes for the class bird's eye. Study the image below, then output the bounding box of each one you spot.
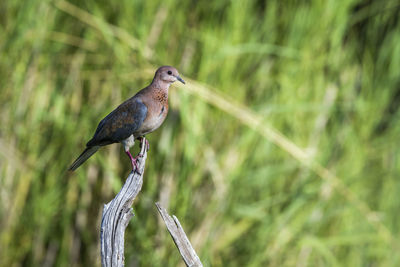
[167,71,172,75]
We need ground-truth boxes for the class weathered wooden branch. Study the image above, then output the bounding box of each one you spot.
[100,138,148,267]
[99,137,202,266]
[155,202,203,267]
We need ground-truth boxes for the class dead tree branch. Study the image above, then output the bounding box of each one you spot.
[100,138,148,267]
[99,138,202,266]
[155,202,203,267]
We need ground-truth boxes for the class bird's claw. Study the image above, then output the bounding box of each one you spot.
[131,153,146,175]
[138,137,150,152]
[131,158,142,175]
[127,137,149,175]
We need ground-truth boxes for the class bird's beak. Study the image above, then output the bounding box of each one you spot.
[176,75,185,84]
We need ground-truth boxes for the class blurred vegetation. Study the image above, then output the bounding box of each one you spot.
[1,0,400,266]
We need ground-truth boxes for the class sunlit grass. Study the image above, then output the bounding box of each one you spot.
[1,0,400,266]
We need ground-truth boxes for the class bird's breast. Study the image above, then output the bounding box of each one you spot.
[137,104,168,136]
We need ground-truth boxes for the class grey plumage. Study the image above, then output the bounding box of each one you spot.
[68,146,99,171]
[68,66,185,171]
[86,98,148,147]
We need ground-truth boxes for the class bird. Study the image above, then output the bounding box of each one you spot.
[68,66,185,172]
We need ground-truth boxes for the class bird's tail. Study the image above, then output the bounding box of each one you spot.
[68,146,99,171]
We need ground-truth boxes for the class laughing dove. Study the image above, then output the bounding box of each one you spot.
[68,66,185,172]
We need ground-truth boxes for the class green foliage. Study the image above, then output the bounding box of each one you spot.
[1,0,400,266]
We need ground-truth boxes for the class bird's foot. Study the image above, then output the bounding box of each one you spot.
[138,136,150,151]
[126,149,142,175]
[131,157,142,175]
[132,151,147,174]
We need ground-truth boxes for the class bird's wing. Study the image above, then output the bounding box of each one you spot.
[87,97,148,146]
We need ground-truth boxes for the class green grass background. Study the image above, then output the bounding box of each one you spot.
[1,0,400,266]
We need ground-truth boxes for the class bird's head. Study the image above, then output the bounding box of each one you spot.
[154,66,185,85]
